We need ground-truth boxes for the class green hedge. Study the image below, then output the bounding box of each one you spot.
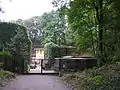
[0,52,13,71]
[44,42,58,67]
[0,22,32,73]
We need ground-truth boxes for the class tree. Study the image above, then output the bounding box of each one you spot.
[52,0,120,65]
[0,22,31,73]
[40,10,67,46]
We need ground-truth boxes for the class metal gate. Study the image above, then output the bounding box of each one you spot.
[28,59,58,75]
[40,59,58,75]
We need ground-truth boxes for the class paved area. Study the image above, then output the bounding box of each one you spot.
[1,75,71,90]
[29,65,57,74]
[29,65,41,73]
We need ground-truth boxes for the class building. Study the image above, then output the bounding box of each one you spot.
[34,48,44,64]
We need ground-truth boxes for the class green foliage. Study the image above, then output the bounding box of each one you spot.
[44,42,58,59]
[0,22,32,73]
[23,17,44,47]
[41,10,67,46]
[0,51,12,71]
[12,10,67,49]
[53,0,120,65]
[85,64,120,90]
[0,22,17,51]
[10,25,32,73]
[86,75,105,89]
[0,52,10,55]
[41,10,68,67]
[52,1,120,89]
[0,70,14,80]
[44,42,59,67]
[55,0,98,56]
[63,64,120,90]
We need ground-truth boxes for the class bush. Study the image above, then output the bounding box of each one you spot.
[62,63,120,90]
[0,22,32,73]
[0,52,13,71]
[85,64,120,90]
[0,70,15,80]
[0,70,15,87]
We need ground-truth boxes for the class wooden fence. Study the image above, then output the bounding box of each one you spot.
[54,57,97,72]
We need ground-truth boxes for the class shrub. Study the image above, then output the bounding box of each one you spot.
[0,70,15,80]
[0,52,13,71]
[63,64,120,90]
[0,22,32,73]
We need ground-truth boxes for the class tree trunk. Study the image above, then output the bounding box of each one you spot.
[99,0,104,64]
[94,0,104,66]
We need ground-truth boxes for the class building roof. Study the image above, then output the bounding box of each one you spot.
[34,48,44,50]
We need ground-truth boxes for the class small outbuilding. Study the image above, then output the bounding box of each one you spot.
[54,56,97,72]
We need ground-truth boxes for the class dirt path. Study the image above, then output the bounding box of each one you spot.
[0,75,71,90]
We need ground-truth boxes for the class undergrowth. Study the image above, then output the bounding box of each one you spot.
[62,63,120,90]
[0,70,15,87]
[0,70,15,80]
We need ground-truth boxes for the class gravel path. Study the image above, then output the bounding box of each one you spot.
[0,75,71,90]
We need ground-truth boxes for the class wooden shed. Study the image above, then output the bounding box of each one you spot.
[54,56,97,72]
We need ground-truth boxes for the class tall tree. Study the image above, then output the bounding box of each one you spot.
[53,0,120,65]
[40,10,67,46]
